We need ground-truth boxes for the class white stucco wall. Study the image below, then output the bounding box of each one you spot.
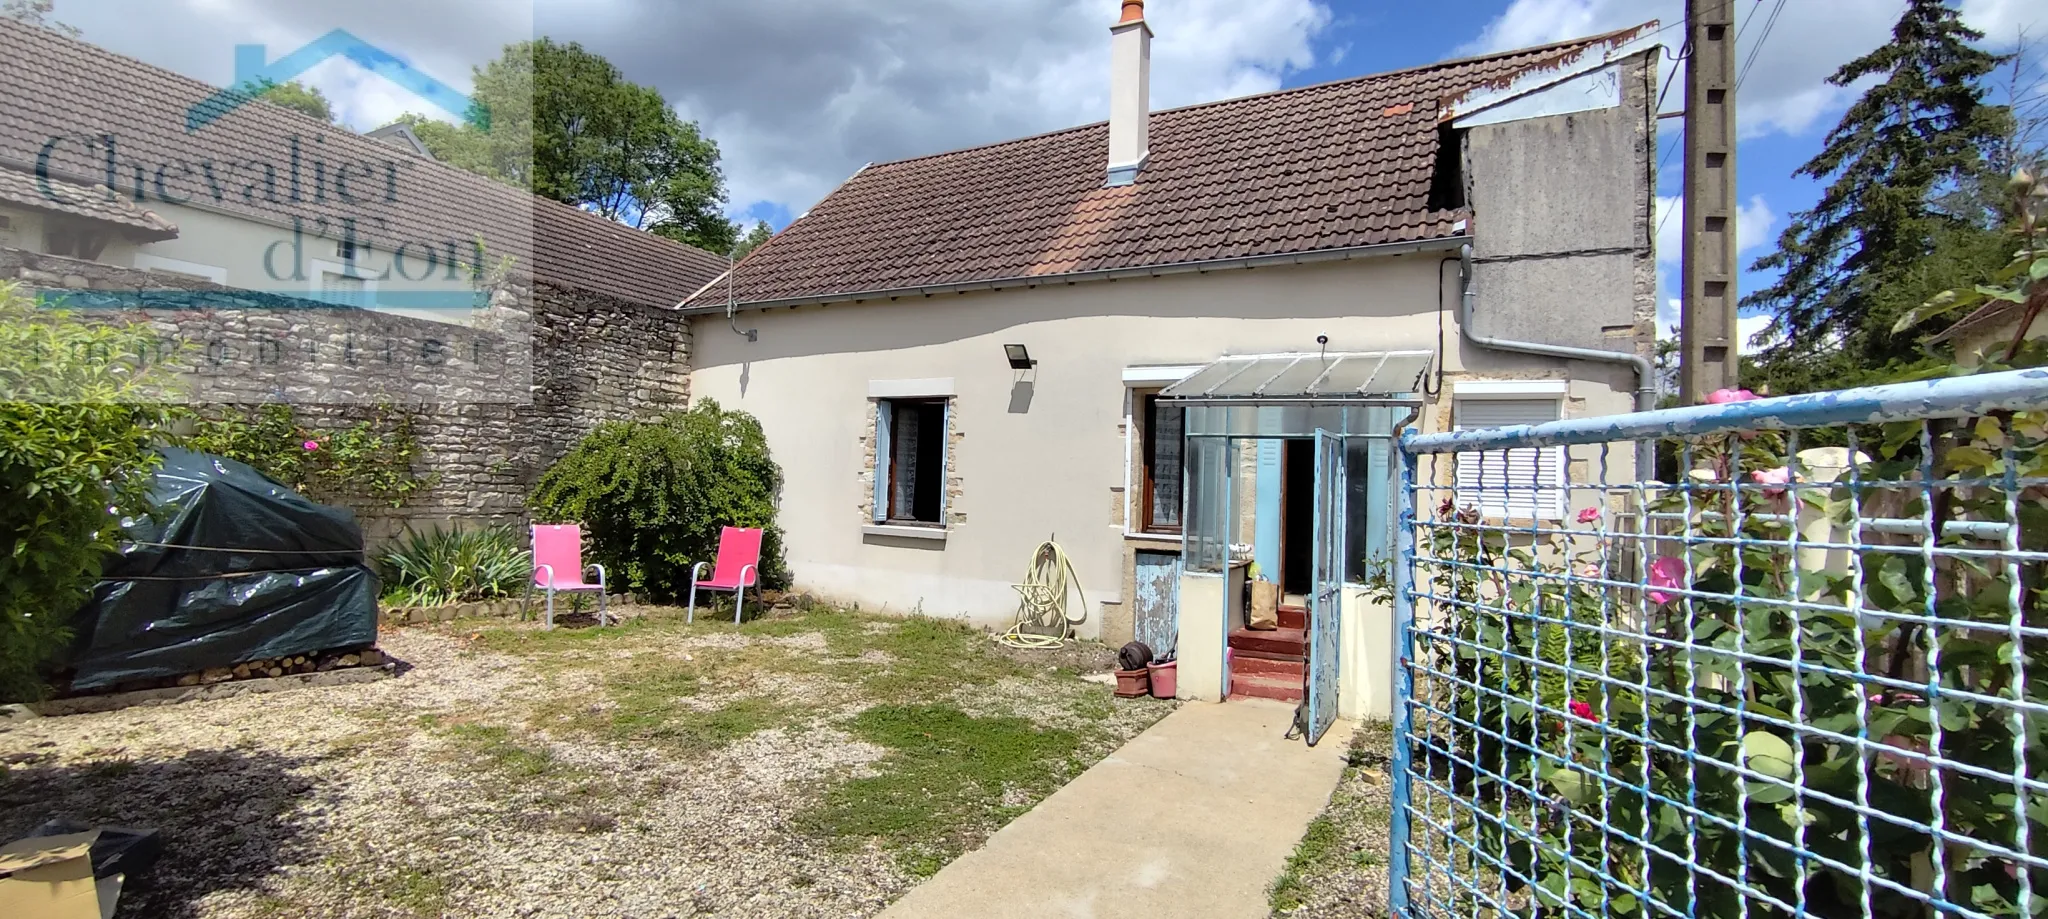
[130,203,483,324]
[0,204,47,253]
[690,254,1638,650]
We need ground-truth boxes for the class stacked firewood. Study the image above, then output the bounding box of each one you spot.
[166,648,387,687]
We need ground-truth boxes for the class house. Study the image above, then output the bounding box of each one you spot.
[683,1,1660,728]
[1928,298,2045,366]
[0,19,727,543]
[0,17,727,322]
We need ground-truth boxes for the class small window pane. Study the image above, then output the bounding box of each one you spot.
[1144,396,1184,531]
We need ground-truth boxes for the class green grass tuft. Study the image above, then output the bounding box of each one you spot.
[801,703,1081,868]
[443,723,563,778]
[1268,815,1341,912]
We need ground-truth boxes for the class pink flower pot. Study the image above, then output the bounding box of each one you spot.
[1148,660,1177,699]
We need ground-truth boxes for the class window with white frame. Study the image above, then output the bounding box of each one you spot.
[874,398,948,525]
[320,270,368,306]
[1452,386,1566,519]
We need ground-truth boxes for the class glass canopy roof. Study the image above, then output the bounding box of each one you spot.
[1158,351,1433,403]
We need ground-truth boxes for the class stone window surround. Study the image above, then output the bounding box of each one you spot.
[861,378,963,540]
[1120,364,1201,541]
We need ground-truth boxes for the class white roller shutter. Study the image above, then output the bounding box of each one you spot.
[1453,398,1565,519]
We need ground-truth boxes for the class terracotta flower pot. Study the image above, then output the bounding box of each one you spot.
[1114,667,1151,698]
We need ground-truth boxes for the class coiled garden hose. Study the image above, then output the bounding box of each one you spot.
[995,539,1087,650]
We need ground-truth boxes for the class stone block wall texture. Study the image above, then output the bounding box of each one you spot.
[1,247,692,545]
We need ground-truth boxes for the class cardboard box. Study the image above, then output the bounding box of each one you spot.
[0,831,121,919]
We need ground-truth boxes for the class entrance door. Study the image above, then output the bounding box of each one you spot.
[1305,429,1346,745]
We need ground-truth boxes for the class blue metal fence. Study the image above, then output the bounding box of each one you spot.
[1389,369,2048,919]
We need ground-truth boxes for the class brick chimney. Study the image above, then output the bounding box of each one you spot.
[1106,0,1151,187]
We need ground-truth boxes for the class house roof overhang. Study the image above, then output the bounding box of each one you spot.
[674,236,1468,316]
[1159,350,1434,405]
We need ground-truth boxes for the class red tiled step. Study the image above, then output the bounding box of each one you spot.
[1231,655,1306,679]
[1229,670,1306,702]
[1277,604,1308,631]
[1229,627,1306,657]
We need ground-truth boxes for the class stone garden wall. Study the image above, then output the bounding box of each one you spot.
[1,247,693,546]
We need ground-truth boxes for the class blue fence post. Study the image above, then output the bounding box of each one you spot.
[1389,426,1418,919]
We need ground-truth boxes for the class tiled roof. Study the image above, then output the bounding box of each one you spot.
[686,28,1648,309]
[0,19,728,307]
[0,166,178,238]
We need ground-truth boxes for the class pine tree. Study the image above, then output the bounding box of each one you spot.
[1745,0,2009,385]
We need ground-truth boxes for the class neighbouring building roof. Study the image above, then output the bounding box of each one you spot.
[0,166,179,239]
[683,26,1654,311]
[0,19,729,307]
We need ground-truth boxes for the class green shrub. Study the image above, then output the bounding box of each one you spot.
[528,400,788,602]
[375,524,532,607]
[0,285,178,701]
[185,403,432,507]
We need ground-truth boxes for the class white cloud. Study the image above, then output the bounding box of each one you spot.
[1960,0,2045,47]
[1739,312,1776,350]
[55,0,1334,222]
[1462,0,1903,138]
[1653,194,1775,340]
[1653,193,1774,267]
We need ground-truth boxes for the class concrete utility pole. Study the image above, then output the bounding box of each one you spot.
[1679,0,1740,403]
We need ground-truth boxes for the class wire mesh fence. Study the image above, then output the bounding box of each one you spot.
[1388,370,2048,919]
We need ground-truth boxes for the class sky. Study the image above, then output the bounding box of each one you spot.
[36,0,2048,347]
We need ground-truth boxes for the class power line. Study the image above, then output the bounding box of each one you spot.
[1736,0,1789,91]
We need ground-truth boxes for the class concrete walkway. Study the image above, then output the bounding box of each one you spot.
[879,699,1355,919]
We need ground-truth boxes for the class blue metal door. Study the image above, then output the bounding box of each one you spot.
[1132,550,1180,657]
[1305,429,1346,745]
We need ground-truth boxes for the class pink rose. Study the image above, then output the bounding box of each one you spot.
[1707,388,1759,404]
[1752,466,1792,497]
[1647,556,1687,605]
[1568,699,1596,722]
[302,440,320,451]
[1576,507,1602,524]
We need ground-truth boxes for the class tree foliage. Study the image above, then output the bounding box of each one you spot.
[528,400,788,603]
[386,39,740,255]
[0,285,176,701]
[2,0,78,36]
[255,79,334,123]
[732,220,775,260]
[1745,0,2010,391]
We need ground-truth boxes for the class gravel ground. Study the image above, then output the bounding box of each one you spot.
[0,608,1175,919]
[1268,720,1395,917]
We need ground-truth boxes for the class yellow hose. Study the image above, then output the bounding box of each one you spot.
[995,539,1087,650]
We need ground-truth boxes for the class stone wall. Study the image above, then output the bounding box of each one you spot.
[0,247,692,545]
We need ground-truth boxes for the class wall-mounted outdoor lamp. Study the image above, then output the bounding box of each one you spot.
[1004,344,1037,370]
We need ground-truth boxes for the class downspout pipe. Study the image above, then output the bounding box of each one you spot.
[1456,243,1657,472]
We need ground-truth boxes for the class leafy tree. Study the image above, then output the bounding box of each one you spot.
[2,0,79,36]
[0,285,177,700]
[253,79,334,123]
[732,220,774,260]
[528,400,788,603]
[1744,0,2010,391]
[388,39,740,254]
[381,113,506,181]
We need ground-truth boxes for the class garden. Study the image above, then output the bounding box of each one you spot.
[0,277,1188,918]
[0,603,1175,917]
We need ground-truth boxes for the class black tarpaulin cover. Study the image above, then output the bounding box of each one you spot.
[65,448,378,690]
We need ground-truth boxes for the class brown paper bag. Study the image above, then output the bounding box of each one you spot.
[1248,580,1280,630]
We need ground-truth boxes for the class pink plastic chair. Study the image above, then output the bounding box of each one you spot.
[526,524,608,629]
[688,527,763,623]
